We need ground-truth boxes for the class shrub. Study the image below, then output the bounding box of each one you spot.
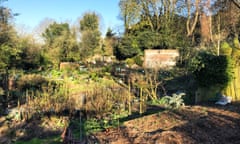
[232,37,240,65]
[220,41,232,56]
[125,55,144,67]
[17,74,48,91]
[191,52,234,88]
[125,58,135,67]
[133,54,143,66]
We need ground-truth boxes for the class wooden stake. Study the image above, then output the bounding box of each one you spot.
[128,79,131,115]
[140,87,143,115]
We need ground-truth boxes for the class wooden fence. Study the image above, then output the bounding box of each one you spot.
[224,66,240,101]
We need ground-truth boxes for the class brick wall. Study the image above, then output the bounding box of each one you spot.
[143,49,179,69]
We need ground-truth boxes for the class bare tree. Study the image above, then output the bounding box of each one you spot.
[119,0,141,32]
[233,0,240,9]
[186,0,200,37]
[33,17,55,43]
[200,0,213,44]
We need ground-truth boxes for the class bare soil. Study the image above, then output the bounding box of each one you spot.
[0,115,64,144]
[93,103,240,144]
[1,103,240,144]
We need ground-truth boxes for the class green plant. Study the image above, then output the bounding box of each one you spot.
[49,69,63,78]
[150,97,169,105]
[125,58,135,66]
[149,93,185,109]
[191,52,234,88]
[84,118,102,134]
[232,37,240,65]
[89,72,101,82]
[160,93,185,109]
[220,41,232,56]
[133,54,143,66]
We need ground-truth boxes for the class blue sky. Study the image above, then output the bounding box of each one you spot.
[6,0,123,35]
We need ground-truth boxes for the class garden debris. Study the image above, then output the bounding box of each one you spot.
[215,95,232,105]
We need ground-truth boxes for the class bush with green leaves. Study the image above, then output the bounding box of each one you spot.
[190,51,234,89]
[133,54,143,66]
[114,35,141,60]
[220,41,232,56]
[125,58,135,67]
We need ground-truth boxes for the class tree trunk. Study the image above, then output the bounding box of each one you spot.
[232,0,240,9]
[186,0,200,37]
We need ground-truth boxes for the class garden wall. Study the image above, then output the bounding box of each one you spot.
[143,49,179,69]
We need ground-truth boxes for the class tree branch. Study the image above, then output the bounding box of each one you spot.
[232,0,240,9]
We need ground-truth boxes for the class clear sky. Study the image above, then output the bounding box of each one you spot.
[5,0,123,35]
